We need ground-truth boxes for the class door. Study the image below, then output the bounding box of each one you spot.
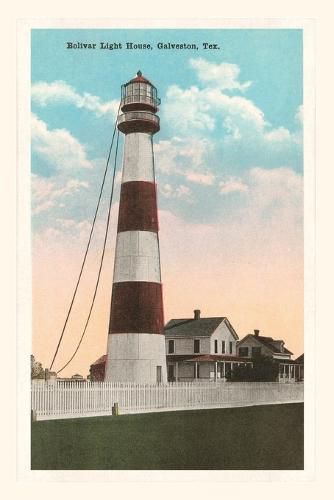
[156,365,162,384]
[168,364,175,382]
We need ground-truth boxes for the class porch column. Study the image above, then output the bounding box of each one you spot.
[195,362,198,380]
[223,362,226,379]
[175,362,179,382]
[215,361,217,382]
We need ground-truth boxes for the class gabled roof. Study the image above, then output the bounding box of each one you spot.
[165,317,239,340]
[238,334,293,355]
[295,353,304,364]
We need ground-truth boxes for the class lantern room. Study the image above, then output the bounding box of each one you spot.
[121,70,161,113]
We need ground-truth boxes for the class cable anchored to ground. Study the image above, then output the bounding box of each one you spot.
[56,129,120,375]
[49,103,121,372]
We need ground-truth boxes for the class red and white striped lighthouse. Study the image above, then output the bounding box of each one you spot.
[105,71,167,384]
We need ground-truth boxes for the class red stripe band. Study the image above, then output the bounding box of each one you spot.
[109,281,164,334]
[117,181,159,233]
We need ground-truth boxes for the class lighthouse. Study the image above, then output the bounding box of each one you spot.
[105,71,167,384]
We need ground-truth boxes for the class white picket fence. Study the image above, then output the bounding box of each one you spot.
[31,381,304,421]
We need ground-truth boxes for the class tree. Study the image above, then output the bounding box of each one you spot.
[230,354,279,382]
[31,355,45,379]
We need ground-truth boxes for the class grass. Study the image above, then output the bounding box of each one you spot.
[31,403,303,470]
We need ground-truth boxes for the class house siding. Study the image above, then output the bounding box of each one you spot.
[237,336,291,359]
[211,322,237,355]
[165,321,237,357]
[165,336,210,355]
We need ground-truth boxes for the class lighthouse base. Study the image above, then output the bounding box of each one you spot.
[105,333,167,384]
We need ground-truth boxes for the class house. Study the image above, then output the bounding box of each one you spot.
[89,355,107,382]
[237,330,303,382]
[294,353,304,381]
[165,309,252,382]
[237,329,293,360]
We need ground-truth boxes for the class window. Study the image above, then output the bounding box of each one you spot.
[132,82,140,94]
[239,347,249,357]
[222,341,226,354]
[194,339,200,354]
[252,347,261,358]
[145,84,152,97]
[229,341,233,354]
[168,339,175,354]
[214,339,218,353]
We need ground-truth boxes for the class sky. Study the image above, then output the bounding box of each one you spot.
[31,28,303,377]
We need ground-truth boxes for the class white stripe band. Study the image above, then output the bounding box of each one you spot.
[105,333,167,383]
[122,132,154,183]
[113,230,161,283]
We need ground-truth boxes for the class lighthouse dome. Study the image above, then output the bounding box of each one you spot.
[121,70,160,113]
[129,70,152,84]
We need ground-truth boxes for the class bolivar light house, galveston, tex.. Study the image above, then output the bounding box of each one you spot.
[104,71,167,384]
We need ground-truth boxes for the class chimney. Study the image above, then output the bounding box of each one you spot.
[194,309,201,320]
[254,329,260,337]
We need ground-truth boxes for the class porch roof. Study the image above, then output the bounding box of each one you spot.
[185,354,251,363]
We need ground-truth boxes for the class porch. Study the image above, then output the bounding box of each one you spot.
[167,354,252,382]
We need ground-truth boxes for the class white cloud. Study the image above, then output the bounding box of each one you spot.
[164,84,267,136]
[32,176,55,204]
[219,177,249,195]
[54,218,93,240]
[155,136,214,184]
[33,199,55,215]
[248,167,303,208]
[176,185,192,199]
[162,58,302,171]
[163,85,216,133]
[189,58,252,92]
[55,218,77,228]
[32,80,119,118]
[185,171,215,185]
[32,174,89,215]
[160,183,192,200]
[55,179,89,196]
[159,166,303,261]
[32,114,93,170]
[295,105,303,125]
[264,127,292,143]
[33,202,120,255]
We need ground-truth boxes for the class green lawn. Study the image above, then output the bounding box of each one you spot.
[31,403,303,470]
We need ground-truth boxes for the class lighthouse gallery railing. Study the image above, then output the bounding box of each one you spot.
[117,111,160,126]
